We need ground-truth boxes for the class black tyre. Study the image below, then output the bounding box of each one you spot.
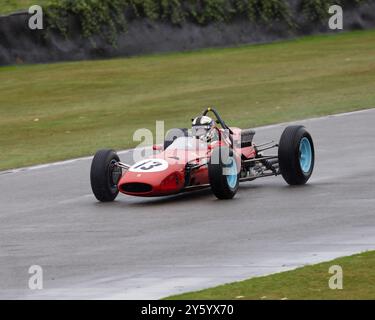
[164,128,189,150]
[278,126,315,185]
[208,146,240,199]
[90,149,122,202]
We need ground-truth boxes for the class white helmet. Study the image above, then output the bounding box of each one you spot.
[192,116,215,141]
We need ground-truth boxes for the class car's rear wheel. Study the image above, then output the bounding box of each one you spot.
[90,149,122,202]
[278,126,315,185]
[208,146,240,199]
[164,128,189,150]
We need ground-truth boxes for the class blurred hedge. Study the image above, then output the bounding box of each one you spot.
[44,0,368,45]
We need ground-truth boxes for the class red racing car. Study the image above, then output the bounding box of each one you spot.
[90,108,315,201]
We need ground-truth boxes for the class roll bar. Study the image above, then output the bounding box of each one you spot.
[202,107,233,134]
[202,107,234,147]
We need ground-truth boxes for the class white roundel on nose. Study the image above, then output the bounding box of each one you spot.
[129,159,169,173]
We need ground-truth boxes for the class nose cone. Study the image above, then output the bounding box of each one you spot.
[118,158,185,197]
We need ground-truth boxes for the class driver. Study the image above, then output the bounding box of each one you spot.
[192,116,216,142]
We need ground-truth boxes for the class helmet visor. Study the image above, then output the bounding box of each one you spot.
[192,125,210,137]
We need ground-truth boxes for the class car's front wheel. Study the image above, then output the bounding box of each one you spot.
[90,149,122,202]
[208,146,240,199]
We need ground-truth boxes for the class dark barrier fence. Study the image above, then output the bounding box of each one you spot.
[1,1,375,66]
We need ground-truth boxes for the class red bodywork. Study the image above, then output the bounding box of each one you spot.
[118,127,256,197]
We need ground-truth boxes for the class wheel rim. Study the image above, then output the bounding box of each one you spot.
[299,137,312,174]
[226,157,238,189]
[109,160,122,188]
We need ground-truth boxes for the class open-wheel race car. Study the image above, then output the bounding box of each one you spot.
[90,108,315,201]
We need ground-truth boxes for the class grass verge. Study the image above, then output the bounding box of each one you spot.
[0,0,48,14]
[166,251,375,300]
[1,30,375,170]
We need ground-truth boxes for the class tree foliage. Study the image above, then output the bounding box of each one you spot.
[44,0,368,46]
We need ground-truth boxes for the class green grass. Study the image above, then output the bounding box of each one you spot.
[1,30,375,170]
[167,251,375,300]
[0,0,49,14]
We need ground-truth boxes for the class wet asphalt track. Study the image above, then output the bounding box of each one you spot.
[1,109,375,299]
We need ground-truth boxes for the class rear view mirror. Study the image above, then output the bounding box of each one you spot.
[153,144,163,151]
